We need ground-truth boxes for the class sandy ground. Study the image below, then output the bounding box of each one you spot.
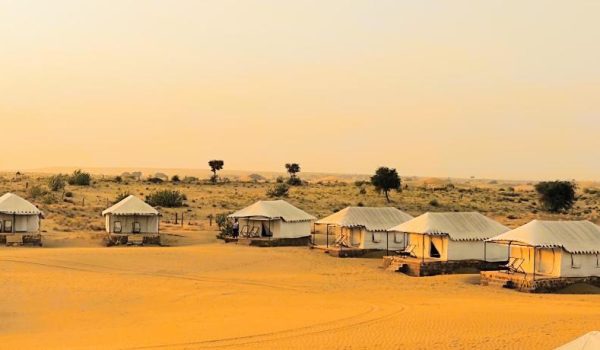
[0,232,598,350]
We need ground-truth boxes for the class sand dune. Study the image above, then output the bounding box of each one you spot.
[0,232,598,349]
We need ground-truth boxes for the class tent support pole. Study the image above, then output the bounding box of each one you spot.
[269,219,271,240]
[484,241,487,262]
[12,213,16,233]
[532,246,536,282]
[326,224,329,248]
[386,230,389,256]
[422,234,425,263]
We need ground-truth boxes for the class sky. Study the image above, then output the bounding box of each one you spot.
[1,0,599,180]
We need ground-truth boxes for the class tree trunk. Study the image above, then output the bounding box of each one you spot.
[385,190,390,203]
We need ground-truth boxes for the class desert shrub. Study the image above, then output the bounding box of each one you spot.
[114,176,123,183]
[216,213,233,236]
[68,169,91,186]
[182,176,199,184]
[267,183,290,198]
[357,201,364,207]
[147,177,164,184]
[113,192,130,204]
[429,199,440,207]
[276,176,285,184]
[146,190,185,207]
[41,193,57,204]
[534,181,577,212]
[287,176,303,186]
[359,187,367,195]
[248,174,265,183]
[29,185,48,199]
[171,175,181,183]
[584,188,599,195]
[48,174,67,192]
[64,191,73,198]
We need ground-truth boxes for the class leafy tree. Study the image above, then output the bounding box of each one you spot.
[285,163,302,186]
[208,160,224,184]
[68,169,91,186]
[371,167,401,203]
[113,192,130,204]
[534,181,577,212]
[216,213,233,237]
[146,190,185,207]
[266,183,290,198]
[48,174,66,192]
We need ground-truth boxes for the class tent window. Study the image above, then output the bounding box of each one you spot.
[113,221,122,233]
[132,222,141,234]
[430,240,441,258]
[571,254,582,269]
[3,220,12,233]
[393,232,403,244]
[372,232,382,243]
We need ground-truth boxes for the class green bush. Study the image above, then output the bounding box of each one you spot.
[114,192,130,204]
[29,185,48,199]
[216,213,233,237]
[48,174,67,192]
[534,181,577,212]
[266,183,290,198]
[146,190,185,207]
[68,169,91,186]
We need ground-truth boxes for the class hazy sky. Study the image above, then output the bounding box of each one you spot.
[1,0,600,180]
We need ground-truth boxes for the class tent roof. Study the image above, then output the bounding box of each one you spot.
[102,195,159,216]
[316,207,414,232]
[0,193,43,217]
[390,212,509,241]
[488,220,600,254]
[556,331,600,350]
[229,200,316,222]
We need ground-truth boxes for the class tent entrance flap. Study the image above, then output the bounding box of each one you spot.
[430,240,441,258]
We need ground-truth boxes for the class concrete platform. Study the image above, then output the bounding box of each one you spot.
[0,233,43,247]
[224,236,311,247]
[105,233,161,246]
[480,271,600,293]
[383,256,507,277]
[311,245,388,258]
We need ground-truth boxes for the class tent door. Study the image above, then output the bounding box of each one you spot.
[261,221,272,237]
[430,240,441,258]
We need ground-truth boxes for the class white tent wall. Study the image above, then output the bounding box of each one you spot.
[0,213,39,233]
[447,240,507,261]
[106,215,159,234]
[509,246,600,277]
[278,220,311,238]
[559,251,600,278]
[408,233,507,261]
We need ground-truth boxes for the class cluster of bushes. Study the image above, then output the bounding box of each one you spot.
[146,190,186,207]
[68,170,91,186]
[266,183,290,198]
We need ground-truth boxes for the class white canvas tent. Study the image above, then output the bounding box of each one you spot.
[0,193,43,234]
[556,331,600,350]
[229,200,315,239]
[390,212,509,262]
[102,195,160,234]
[488,220,600,278]
[315,207,414,250]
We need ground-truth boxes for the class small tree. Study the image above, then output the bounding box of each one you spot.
[371,167,401,203]
[535,181,577,212]
[215,213,233,237]
[68,169,91,186]
[48,174,66,192]
[285,163,302,186]
[208,160,224,184]
[146,190,185,207]
[267,183,290,198]
[171,175,181,183]
[113,192,130,204]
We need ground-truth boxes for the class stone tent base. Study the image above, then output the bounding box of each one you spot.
[0,233,43,247]
[224,236,311,247]
[311,245,388,258]
[105,233,161,246]
[383,256,507,277]
[480,271,600,293]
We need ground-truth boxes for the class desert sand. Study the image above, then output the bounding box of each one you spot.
[0,231,598,350]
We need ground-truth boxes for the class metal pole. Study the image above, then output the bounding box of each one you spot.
[326,224,329,248]
[13,213,16,233]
